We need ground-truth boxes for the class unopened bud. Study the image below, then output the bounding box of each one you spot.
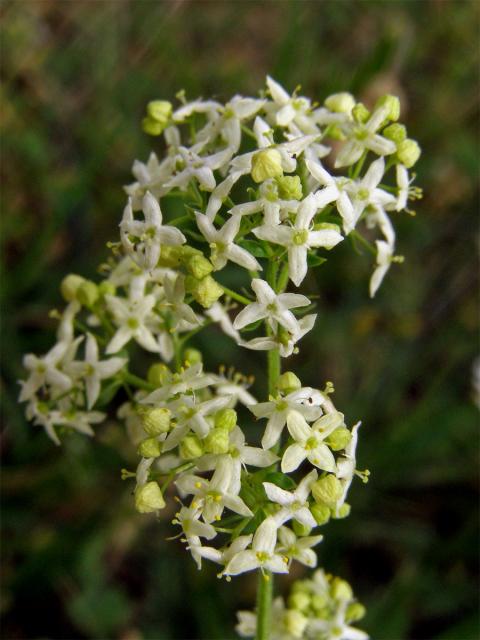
[186,254,213,279]
[288,592,311,612]
[331,577,353,601]
[98,281,116,297]
[312,475,343,506]
[183,348,202,365]
[276,175,303,200]
[251,149,283,183]
[335,503,351,519]
[375,94,400,122]
[276,371,302,394]
[310,503,331,526]
[147,363,171,387]
[311,593,328,613]
[76,281,99,307]
[325,427,351,451]
[135,481,165,513]
[60,274,85,302]
[158,245,183,268]
[179,435,204,460]
[325,92,355,114]
[204,427,230,454]
[147,100,172,124]
[141,407,171,435]
[397,138,421,168]
[346,602,366,623]
[283,609,308,638]
[190,275,224,309]
[352,103,370,124]
[214,408,237,431]
[138,437,161,458]
[142,117,165,136]
[292,520,312,537]
[383,123,407,144]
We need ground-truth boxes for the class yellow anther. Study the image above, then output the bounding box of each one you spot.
[195,481,202,489]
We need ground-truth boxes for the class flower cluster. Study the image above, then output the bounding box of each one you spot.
[236,569,367,640]
[19,77,420,640]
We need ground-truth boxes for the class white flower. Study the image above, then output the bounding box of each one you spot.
[141,362,216,405]
[197,426,278,495]
[174,505,217,540]
[277,526,323,568]
[393,163,412,212]
[241,313,317,358]
[124,152,176,209]
[224,516,288,576]
[120,192,185,271]
[162,272,200,328]
[282,410,343,473]
[205,302,242,343]
[233,278,310,335]
[58,407,105,437]
[106,293,159,354]
[229,178,302,226]
[67,333,126,409]
[335,421,364,515]
[164,145,233,192]
[163,394,231,451]
[369,239,394,298]
[195,213,261,272]
[264,470,318,529]
[175,458,253,523]
[249,387,325,449]
[265,76,317,134]
[343,158,396,232]
[253,193,343,286]
[194,533,253,568]
[307,601,369,640]
[335,105,396,168]
[19,342,73,402]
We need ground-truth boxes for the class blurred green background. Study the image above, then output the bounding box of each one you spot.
[1,1,478,638]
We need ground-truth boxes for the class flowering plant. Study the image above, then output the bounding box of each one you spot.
[19,77,420,639]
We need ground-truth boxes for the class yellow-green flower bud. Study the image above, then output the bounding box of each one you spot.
[383,123,407,144]
[98,281,116,297]
[276,175,303,200]
[397,138,421,168]
[325,427,352,451]
[141,407,171,435]
[276,371,302,394]
[311,593,329,613]
[312,475,343,506]
[310,503,331,526]
[135,481,165,513]
[190,275,224,309]
[335,503,351,519]
[325,92,355,114]
[147,100,172,124]
[186,254,213,280]
[214,408,237,431]
[142,117,165,136]
[324,124,345,140]
[375,94,400,122]
[179,434,204,460]
[183,348,202,365]
[331,577,353,601]
[288,592,311,612]
[293,520,312,537]
[352,103,370,124]
[283,610,308,638]
[204,427,230,454]
[346,602,366,623]
[147,363,171,387]
[137,437,161,458]
[251,149,283,183]
[158,245,184,268]
[76,280,99,307]
[60,274,85,302]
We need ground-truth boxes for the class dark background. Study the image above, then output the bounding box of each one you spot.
[1,1,478,639]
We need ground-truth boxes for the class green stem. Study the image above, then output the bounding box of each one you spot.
[220,285,251,306]
[255,571,273,640]
[122,372,156,392]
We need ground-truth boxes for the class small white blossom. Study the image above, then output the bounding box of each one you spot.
[264,469,318,529]
[277,526,323,568]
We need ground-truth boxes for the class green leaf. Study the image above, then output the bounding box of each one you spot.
[264,471,296,490]
[307,254,327,268]
[239,239,269,258]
